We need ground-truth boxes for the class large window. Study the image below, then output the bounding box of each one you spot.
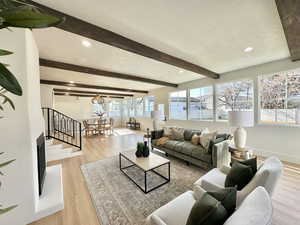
[216,80,253,120]
[189,86,213,120]
[128,98,135,117]
[158,104,165,120]
[169,90,187,120]
[109,100,121,117]
[121,100,129,117]
[135,97,144,117]
[259,71,300,125]
[144,96,155,117]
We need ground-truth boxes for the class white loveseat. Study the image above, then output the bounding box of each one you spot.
[194,156,283,205]
[146,186,272,225]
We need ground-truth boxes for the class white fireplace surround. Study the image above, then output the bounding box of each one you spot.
[0,29,64,225]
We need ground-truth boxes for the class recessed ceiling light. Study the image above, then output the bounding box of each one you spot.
[67,87,71,90]
[244,47,254,53]
[179,70,184,74]
[82,40,91,48]
[69,81,74,84]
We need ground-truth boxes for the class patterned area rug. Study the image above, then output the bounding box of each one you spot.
[81,153,205,225]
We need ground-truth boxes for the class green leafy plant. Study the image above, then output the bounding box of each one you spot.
[0,0,64,215]
[0,0,64,112]
[0,152,17,215]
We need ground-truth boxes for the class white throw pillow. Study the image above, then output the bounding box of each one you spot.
[199,131,217,149]
[163,126,176,137]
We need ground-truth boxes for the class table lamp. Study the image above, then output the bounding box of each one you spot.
[228,111,254,150]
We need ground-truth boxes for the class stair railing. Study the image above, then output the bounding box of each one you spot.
[42,107,82,150]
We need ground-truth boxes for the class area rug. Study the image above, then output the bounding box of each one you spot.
[81,153,205,225]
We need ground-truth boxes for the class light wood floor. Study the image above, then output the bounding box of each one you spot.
[30,131,300,225]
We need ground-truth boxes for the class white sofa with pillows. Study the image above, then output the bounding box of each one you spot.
[195,156,283,205]
[146,156,283,225]
[146,186,272,225]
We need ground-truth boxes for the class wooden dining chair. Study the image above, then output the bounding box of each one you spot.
[83,120,97,136]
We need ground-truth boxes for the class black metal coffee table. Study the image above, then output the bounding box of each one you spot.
[119,150,170,194]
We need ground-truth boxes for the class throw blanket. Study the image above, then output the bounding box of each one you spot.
[156,137,170,146]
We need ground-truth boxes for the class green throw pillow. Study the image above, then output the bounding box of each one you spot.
[237,157,257,174]
[208,187,237,215]
[186,193,228,225]
[225,162,254,191]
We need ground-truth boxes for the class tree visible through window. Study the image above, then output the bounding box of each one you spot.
[216,80,253,120]
[135,97,144,117]
[169,90,187,120]
[260,71,300,125]
[189,86,213,120]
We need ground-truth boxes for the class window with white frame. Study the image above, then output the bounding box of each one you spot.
[259,70,300,125]
[189,86,213,120]
[216,80,253,121]
[109,100,121,117]
[135,97,144,117]
[169,90,187,120]
[144,96,155,117]
[128,98,135,117]
[92,103,102,115]
[158,104,165,120]
[121,100,129,118]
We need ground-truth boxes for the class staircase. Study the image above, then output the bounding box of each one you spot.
[45,139,82,162]
[42,108,83,162]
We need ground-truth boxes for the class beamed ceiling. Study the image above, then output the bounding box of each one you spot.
[33,0,291,97]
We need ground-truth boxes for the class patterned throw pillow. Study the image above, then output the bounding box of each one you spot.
[171,127,185,140]
[199,131,217,149]
[191,134,200,145]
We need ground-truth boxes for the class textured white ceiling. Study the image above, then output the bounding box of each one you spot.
[34,0,290,92]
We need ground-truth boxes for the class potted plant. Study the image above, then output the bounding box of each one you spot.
[0,0,64,214]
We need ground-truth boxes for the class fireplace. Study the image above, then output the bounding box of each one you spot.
[37,133,46,196]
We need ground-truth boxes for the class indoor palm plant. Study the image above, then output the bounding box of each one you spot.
[0,0,64,215]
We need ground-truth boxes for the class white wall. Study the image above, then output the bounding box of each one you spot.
[54,95,122,126]
[40,85,54,108]
[135,58,300,164]
[0,29,44,225]
[54,95,95,120]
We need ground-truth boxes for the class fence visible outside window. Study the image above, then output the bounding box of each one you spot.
[144,96,155,117]
[169,90,187,120]
[189,86,213,121]
[216,80,253,121]
[259,71,300,125]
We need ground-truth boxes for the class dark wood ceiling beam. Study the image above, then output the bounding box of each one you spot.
[53,89,133,97]
[54,92,124,99]
[275,0,300,61]
[54,92,124,98]
[41,80,148,94]
[28,1,219,79]
[40,58,178,87]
